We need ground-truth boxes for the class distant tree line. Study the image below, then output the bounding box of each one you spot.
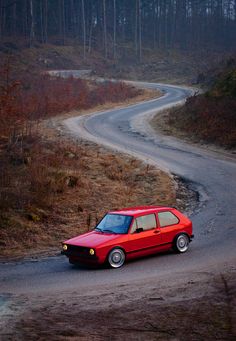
[0,0,235,60]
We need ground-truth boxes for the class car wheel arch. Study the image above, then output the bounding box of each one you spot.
[106,246,126,268]
[172,232,190,253]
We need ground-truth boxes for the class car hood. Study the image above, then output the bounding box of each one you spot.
[64,231,123,248]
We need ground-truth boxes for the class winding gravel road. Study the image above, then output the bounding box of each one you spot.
[1,82,236,296]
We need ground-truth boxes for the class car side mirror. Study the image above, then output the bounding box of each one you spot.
[136,227,143,233]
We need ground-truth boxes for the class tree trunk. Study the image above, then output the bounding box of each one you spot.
[70,0,76,38]
[0,0,3,41]
[103,0,107,58]
[158,0,162,48]
[82,0,86,59]
[138,0,142,62]
[59,0,65,45]
[62,0,65,45]
[44,0,48,43]
[135,0,138,56]
[113,0,117,59]
[13,2,17,36]
[29,0,35,47]
[40,0,44,43]
[88,16,93,54]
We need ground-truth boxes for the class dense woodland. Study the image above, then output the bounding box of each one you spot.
[0,0,236,61]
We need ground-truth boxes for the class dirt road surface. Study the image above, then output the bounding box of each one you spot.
[1,82,236,340]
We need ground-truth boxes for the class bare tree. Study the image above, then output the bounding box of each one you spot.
[29,0,35,47]
[113,0,117,59]
[0,0,235,56]
[0,0,3,41]
[58,0,65,45]
[135,0,138,56]
[44,0,48,43]
[81,0,86,59]
[40,0,44,43]
[138,0,142,62]
[103,0,107,58]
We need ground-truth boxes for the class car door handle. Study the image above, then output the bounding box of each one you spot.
[154,230,161,234]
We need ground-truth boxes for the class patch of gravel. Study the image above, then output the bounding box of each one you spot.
[173,175,200,216]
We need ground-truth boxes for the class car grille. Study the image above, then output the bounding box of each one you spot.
[67,245,89,256]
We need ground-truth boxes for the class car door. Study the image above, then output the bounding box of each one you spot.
[157,211,181,244]
[127,213,161,254]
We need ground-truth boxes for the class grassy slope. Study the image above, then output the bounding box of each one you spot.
[0,67,178,259]
[0,121,181,259]
[152,59,236,150]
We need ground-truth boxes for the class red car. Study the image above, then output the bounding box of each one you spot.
[61,206,193,268]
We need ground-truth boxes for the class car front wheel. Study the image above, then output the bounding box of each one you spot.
[108,248,126,268]
[173,234,189,253]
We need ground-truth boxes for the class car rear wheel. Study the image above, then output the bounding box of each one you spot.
[174,234,189,253]
[108,248,125,268]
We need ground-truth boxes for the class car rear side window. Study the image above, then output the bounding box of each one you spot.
[136,214,157,231]
[158,211,179,227]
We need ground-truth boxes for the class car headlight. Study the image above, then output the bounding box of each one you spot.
[63,244,68,251]
[89,248,95,255]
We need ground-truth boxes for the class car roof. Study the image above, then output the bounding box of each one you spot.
[109,206,174,217]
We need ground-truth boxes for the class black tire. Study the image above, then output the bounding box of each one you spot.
[173,233,189,253]
[107,248,126,268]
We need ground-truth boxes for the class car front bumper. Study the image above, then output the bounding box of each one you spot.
[61,250,101,264]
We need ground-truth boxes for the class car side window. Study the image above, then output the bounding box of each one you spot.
[136,214,157,231]
[158,211,179,227]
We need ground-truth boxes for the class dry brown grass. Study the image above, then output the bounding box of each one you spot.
[151,64,236,150]
[0,123,178,259]
[0,62,163,260]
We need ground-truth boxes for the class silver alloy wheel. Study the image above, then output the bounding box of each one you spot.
[108,248,125,268]
[176,234,189,253]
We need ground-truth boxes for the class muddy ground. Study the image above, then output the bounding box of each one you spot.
[1,265,235,341]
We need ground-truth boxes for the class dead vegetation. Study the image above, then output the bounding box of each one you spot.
[0,129,177,259]
[0,61,176,259]
[152,60,236,150]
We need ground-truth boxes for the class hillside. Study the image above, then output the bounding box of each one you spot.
[152,59,236,150]
[0,61,189,259]
[0,41,231,84]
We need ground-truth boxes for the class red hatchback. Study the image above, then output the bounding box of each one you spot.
[61,206,193,268]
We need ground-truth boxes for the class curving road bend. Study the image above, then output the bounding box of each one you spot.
[0,82,236,297]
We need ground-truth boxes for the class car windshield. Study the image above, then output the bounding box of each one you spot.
[95,214,133,234]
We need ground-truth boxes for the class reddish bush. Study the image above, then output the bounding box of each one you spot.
[0,62,140,147]
[0,62,142,234]
[168,94,236,148]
